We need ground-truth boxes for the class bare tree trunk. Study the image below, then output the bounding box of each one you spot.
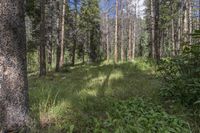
[154,0,160,63]
[188,0,192,45]
[71,0,78,66]
[150,0,155,58]
[47,0,53,69]
[132,22,136,60]
[40,0,47,76]
[177,1,182,54]
[71,38,77,66]
[120,0,125,62]
[128,3,132,60]
[106,13,110,62]
[56,0,66,71]
[132,3,136,60]
[0,0,29,131]
[183,0,189,42]
[114,0,118,63]
[60,0,65,66]
[171,19,176,56]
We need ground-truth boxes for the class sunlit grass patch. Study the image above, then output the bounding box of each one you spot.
[28,59,191,132]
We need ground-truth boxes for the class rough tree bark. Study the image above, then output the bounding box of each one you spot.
[0,0,29,132]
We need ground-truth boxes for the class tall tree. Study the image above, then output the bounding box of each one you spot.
[120,0,125,62]
[128,0,132,60]
[40,0,47,76]
[154,0,160,62]
[0,0,29,132]
[56,0,66,71]
[71,0,79,66]
[81,0,101,63]
[106,13,110,61]
[114,0,119,63]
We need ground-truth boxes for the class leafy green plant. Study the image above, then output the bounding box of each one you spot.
[87,98,190,133]
[158,42,200,105]
[158,30,200,131]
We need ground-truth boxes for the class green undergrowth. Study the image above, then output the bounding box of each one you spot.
[28,59,192,132]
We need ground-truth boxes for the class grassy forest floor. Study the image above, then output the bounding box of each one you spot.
[28,59,198,133]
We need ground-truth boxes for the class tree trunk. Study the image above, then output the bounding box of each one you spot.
[56,0,65,71]
[120,0,124,62]
[47,0,53,70]
[128,12,132,60]
[71,0,78,66]
[188,0,192,45]
[183,0,189,42]
[40,0,47,76]
[106,13,110,62]
[132,21,136,60]
[177,0,182,54]
[132,4,136,60]
[171,19,176,56]
[71,38,77,66]
[154,0,160,63]
[114,0,118,63]
[0,0,29,131]
[150,0,155,58]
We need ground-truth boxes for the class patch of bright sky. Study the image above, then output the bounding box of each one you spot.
[100,0,146,18]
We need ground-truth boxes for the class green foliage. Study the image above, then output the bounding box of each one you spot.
[80,0,101,62]
[159,44,200,105]
[29,60,167,132]
[27,52,39,73]
[87,98,190,133]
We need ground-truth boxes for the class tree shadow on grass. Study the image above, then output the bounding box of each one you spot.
[28,61,162,132]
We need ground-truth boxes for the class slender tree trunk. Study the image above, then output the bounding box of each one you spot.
[183,0,189,42]
[199,0,200,29]
[71,38,77,66]
[106,13,110,62]
[0,0,29,131]
[40,0,47,76]
[189,0,192,45]
[177,1,182,54]
[171,19,176,56]
[47,0,53,69]
[132,22,136,60]
[150,0,155,58]
[72,0,78,66]
[56,0,66,71]
[132,4,136,60]
[114,0,118,63]
[120,1,124,62]
[128,3,132,60]
[59,0,65,66]
[154,0,160,63]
